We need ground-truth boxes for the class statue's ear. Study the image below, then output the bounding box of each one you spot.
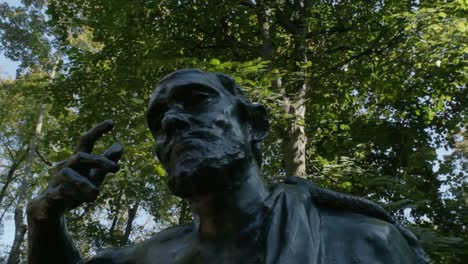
[247,103,269,143]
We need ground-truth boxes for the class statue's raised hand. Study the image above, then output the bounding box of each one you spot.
[27,120,124,220]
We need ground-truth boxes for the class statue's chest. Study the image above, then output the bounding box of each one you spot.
[171,240,264,264]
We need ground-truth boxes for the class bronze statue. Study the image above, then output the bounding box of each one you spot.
[27,69,430,263]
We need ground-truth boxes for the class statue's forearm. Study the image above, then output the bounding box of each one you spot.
[27,214,83,264]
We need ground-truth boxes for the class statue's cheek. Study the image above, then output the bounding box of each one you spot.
[213,118,233,131]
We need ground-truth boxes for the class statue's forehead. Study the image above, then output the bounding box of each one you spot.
[154,72,222,97]
[149,72,230,109]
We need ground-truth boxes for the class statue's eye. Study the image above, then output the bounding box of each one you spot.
[184,91,212,110]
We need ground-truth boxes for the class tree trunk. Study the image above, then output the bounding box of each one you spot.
[283,0,311,178]
[122,201,139,244]
[7,206,28,264]
[283,88,308,177]
[7,57,58,264]
[7,105,45,264]
[253,0,310,177]
[109,189,124,238]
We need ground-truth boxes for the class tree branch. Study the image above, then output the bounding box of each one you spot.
[311,23,405,83]
[35,147,52,166]
[274,6,297,34]
[0,193,19,222]
[0,136,15,161]
[239,0,256,9]
[0,147,29,206]
[173,16,262,57]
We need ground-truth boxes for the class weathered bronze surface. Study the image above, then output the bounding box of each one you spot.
[27,69,430,263]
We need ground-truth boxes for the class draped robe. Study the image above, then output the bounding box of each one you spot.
[87,177,428,264]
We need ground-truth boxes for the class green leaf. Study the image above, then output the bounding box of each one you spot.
[339,124,350,130]
[455,21,467,32]
[155,166,166,176]
[209,58,221,65]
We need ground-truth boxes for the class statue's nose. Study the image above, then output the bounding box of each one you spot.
[161,108,190,132]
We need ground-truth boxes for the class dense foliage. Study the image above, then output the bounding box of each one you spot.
[0,0,466,263]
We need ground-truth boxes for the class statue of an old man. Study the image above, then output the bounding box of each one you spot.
[27,69,430,263]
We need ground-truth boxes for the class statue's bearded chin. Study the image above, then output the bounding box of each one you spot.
[164,130,248,198]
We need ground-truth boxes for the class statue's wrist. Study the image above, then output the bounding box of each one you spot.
[27,197,65,223]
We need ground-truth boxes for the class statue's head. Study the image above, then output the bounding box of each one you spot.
[147,69,269,198]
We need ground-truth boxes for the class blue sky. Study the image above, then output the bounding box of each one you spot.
[1,0,22,79]
[0,52,20,79]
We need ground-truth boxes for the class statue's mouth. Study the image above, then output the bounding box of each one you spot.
[168,139,199,159]
[162,129,219,164]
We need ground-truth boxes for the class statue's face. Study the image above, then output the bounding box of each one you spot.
[148,72,251,198]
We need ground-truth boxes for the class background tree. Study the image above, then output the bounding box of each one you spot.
[0,1,62,262]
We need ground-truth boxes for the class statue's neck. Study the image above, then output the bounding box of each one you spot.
[188,163,267,241]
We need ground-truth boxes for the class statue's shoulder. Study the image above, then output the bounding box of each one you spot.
[283,176,394,222]
[281,176,430,264]
[145,223,194,244]
[86,224,193,264]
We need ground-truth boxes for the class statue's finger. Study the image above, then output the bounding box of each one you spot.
[102,143,124,162]
[90,143,124,186]
[64,152,119,175]
[75,120,114,153]
[53,160,68,172]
